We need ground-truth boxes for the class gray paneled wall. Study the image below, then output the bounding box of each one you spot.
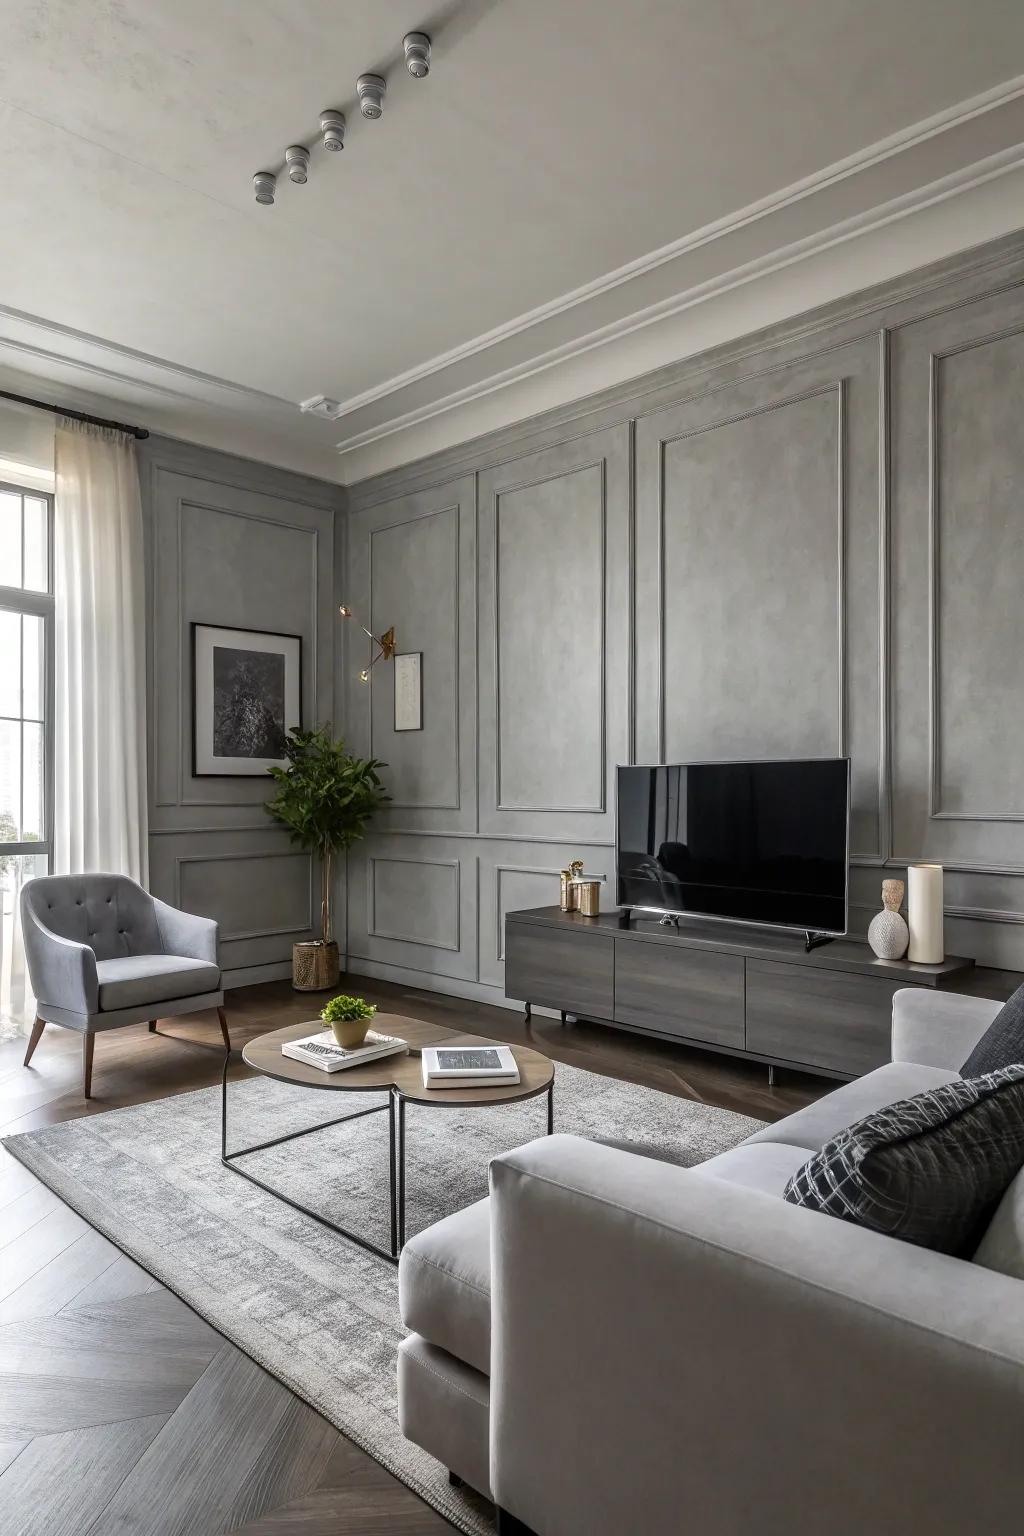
[340,232,1024,1003]
[140,435,340,987]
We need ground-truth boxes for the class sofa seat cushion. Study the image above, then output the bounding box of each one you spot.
[399,1197,491,1377]
[973,1164,1024,1280]
[697,1142,813,1198]
[744,1062,959,1154]
[96,954,221,1011]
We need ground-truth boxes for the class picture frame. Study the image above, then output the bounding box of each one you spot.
[192,622,302,777]
[394,651,423,732]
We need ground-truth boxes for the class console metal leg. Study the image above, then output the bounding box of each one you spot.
[560,1009,567,1026]
[768,1065,777,1087]
[524,1001,531,1022]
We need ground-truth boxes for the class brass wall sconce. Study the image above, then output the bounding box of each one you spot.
[339,605,396,683]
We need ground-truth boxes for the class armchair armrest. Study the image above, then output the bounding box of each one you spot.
[891,986,1001,1070]
[21,900,98,1017]
[152,897,219,967]
[489,1134,1024,1536]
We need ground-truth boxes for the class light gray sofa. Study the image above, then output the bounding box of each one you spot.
[21,873,230,1098]
[398,988,1024,1536]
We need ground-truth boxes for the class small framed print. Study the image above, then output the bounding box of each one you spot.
[394,651,423,732]
[192,623,302,776]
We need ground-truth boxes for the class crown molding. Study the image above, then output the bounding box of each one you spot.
[334,143,1024,457]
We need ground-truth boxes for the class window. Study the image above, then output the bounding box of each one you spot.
[0,481,54,1026]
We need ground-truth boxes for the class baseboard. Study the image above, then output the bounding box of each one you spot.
[341,955,561,1019]
[223,960,294,989]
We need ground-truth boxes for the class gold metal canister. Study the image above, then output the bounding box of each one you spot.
[576,879,601,917]
[559,870,577,911]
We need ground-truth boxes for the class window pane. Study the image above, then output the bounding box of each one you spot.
[0,608,19,717]
[22,721,43,842]
[1,850,48,1036]
[23,497,47,592]
[0,492,20,588]
[22,613,43,722]
[0,718,18,841]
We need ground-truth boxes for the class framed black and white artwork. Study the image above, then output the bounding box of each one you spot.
[192,623,302,776]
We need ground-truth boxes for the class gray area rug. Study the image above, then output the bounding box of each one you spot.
[3,1062,763,1535]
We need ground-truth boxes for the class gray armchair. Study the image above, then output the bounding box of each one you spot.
[21,873,230,1099]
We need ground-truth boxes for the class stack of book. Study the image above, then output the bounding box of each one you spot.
[281,1029,408,1073]
[421,1044,520,1089]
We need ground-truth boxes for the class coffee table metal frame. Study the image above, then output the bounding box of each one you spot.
[220,1046,554,1265]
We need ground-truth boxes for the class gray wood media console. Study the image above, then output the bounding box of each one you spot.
[504,907,975,1081]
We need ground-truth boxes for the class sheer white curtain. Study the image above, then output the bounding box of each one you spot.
[54,419,148,879]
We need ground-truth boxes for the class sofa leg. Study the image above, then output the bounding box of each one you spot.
[448,1471,463,1489]
[83,1033,95,1100]
[496,1510,538,1536]
[148,1020,157,1033]
[23,1017,45,1067]
[217,1006,232,1054]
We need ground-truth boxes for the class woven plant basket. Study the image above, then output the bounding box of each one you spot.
[292,941,340,992]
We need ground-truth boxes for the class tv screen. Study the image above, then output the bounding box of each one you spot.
[616,759,850,936]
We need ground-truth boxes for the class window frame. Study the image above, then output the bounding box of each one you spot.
[0,479,55,865]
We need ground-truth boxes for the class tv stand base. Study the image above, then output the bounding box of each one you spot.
[804,931,836,953]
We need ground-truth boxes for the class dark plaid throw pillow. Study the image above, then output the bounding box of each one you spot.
[783,1064,1024,1256]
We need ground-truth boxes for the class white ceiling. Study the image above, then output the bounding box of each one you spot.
[2,0,1024,482]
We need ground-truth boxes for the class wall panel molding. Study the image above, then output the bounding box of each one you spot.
[367,855,461,952]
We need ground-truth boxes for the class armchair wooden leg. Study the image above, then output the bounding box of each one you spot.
[217,1006,231,1053]
[83,1033,95,1100]
[148,1020,157,1032]
[23,1017,45,1067]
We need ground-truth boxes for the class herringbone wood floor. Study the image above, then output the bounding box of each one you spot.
[6,966,1014,1534]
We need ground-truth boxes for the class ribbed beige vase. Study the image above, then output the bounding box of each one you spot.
[867,879,909,960]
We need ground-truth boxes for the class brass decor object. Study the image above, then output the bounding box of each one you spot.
[339,605,397,683]
[292,940,341,992]
[575,879,601,917]
[559,860,603,917]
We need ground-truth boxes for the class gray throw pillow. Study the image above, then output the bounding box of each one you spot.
[783,1064,1024,1256]
[961,983,1024,1075]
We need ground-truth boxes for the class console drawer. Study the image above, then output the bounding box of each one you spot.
[745,958,901,1076]
[614,940,744,1047]
[504,920,614,1020]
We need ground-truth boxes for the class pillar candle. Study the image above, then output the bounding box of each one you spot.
[907,864,944,964]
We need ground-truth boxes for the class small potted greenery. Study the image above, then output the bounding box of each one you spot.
[321,993,377,1050]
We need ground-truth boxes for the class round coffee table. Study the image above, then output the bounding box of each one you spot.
[222,1013,554,1262]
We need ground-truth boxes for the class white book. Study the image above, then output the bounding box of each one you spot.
[282,1028,408,1073]
[421,1044,520,1089]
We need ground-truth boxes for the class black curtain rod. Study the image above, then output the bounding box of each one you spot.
[0,386,149,440]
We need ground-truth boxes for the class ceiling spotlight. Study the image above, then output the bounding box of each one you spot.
[403,32,431,77]
[253,171,276,205]
[356,73,387,119]
[319,109,346,151]
[285,145,310,183]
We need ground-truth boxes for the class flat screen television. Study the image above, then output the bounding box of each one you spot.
[616,759,850,939]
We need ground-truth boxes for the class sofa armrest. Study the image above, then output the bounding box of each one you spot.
[152,897,219,967]
[20,900,98,1018]
[891,986,1001,1070]
[489,1135,1024,1536]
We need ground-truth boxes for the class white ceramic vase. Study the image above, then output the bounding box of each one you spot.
[867,879,909,960]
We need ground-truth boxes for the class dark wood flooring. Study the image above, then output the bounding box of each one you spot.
[0,973,836,1534]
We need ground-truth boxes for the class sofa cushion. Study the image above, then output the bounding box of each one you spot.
[697,1142,813,1198]
[972,1165,1024,1281]
[743,1061,959,1154]
[961,983,1024,1076]
[398,1197,491,1377]
[783,1064,1024,1256]
[96,954,221,1011]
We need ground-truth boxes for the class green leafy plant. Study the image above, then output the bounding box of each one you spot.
[265,727,389,945]
[320,993,377,1025]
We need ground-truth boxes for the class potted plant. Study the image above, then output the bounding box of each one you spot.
[321,992,377,1049]
[266,727,389,990]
